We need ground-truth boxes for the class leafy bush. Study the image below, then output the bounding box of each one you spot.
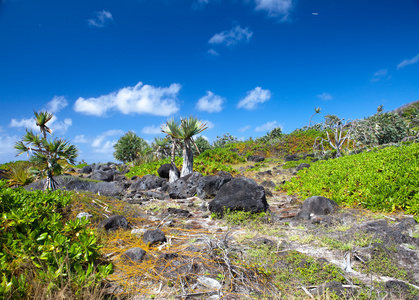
[126,148,243,178]
[126,157,182,178]
[284,143,419,216]
[193,136,212,155]
[256,127,283,144]
[113,131,149,163]
[198,148,245,164]
[212,133,239,148]
[2,163,34,187]
[282,156,315,169]
[352,111,409,146]
[0,182,112,298]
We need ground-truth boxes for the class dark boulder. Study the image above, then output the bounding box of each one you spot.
[296,163,310,171]
[261,180,276,189]
[296,196,338,220]
[196,175,232,199]
[81,165,93,174]
[208,177,268,216]
[167,207,192,218]
[217,170,233,179]
[158,164,180,179]
[143,229,166,245]
[167,172,203,199]
[24,175,124,197]
[247,155,265,162]
[98,215,129,231]
[90,170,115,182]
[130,174,166,191]
[122,247,146,262]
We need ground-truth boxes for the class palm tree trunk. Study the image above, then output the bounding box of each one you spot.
[180,139,193,177]
[169,138,179,183]
[44,170,58,191]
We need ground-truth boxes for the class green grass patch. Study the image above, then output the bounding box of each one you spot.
[126,148,243,178]
[284,143,419,216]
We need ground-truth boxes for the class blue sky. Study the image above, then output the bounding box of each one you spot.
[1,0,419,163]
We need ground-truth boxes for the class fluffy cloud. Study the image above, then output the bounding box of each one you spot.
[397,53,419,69]
[238,125,251,132]
[196,91,225,113]
[201,120,215,129]
[237,87,271,110]
[142,125,162,135]
[255,121,282,132]
[317,92,333,101]
[91,129,124,153]
[254,0,293,18]
[0,134,20,162]
[9,115,72,134]
[74,82,181,117]
[88,10,113,28]
[74,135,88,143]
[44,96,68,113]
[209,25,253,46]
[207,49,219,56]
[371,69,389,82]
[9,118,38,131]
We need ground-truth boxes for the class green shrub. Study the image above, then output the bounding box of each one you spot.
[284,143,419,216]
[283,156,314,169]
[0,182,112,298]
[126,148,244,178]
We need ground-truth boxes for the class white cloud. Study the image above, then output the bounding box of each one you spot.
[207,49,219,56]
[44,96,68,113]
[317,92,333,101]
[238,125,251,132]
[209,25,253,46]
[397,53,419,69]
[142,125,162,135]
[255,121,282,132]
[90,130,123,155]
[9,115,72,134]
[201,120,215,129]
[9,118,37,131]
[74,82,181,117]
[254,0,293,19]
[50,117,72,134]
[237,87,271,110]
[196,91,225,113]
[74,135,88,143]
[88,10,113,28]
[0,134,20,162]
[371,69,389,82]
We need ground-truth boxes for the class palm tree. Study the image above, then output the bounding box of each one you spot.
[162,116,207,179]
[309,107,322,127]
[15,111,78,191]
[152,137,171,160]
[34,110,53,139]
[161,118,181,182]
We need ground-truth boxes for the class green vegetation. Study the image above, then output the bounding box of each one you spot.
[1,161,34,187]
[0,181,111,298]
[113,131,150,164]
[283,156,315,169]
[126,147,242,178]
[14,111,78,191]
[284,143,419,216]
[162,116,208,177]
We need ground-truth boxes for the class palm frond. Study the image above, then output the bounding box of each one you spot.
[179,116,208,139]
[162,118,181,139]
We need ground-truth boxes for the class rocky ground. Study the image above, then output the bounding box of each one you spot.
[26,159,419,299]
